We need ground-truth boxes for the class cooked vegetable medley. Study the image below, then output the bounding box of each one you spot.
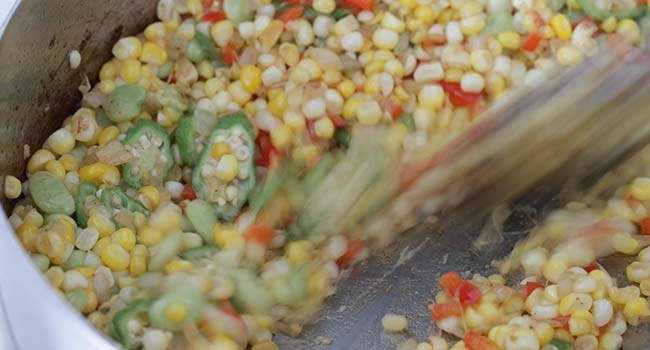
[5,0,650,348]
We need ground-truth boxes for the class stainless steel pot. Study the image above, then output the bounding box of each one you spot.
[1,1,649,350]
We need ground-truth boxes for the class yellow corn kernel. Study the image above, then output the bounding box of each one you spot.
[617,18,641,43]
[312,0,335,13]
[51,218,75,243]
[23,209,44,227]
[600,16,618,33]
[134,111,152,122]
[298,58,323,80]
[140,42,168,65]
[213,225,242,249]
[99,61,119,81]
[599,332,623,350]
[79,162,120,186]
[120,59,142,84]
[363,74,381,95]
[268,91,288,118]
[129,254,147,276]
[195,60,213,80]
[165,259,193,273]
[215,154,239,182]
[16,222,38,252]
[138,186,160,211]
[444,67,464,83]
[322,69,343,86]
[342,96,362,120]
[163,302,188,324]
[612,233,639,255]
[270,125,292,150]
[27,149,55,174]
[556,45,584,66]
[45,160,66,180]
[211,142,232,161]
[623,297,650,320]
[74,266,96,279]
[112,228,136,251]
[283,111,305,130]
[314,117,335,139]
[212,335,239,350]
[383,122,408,151]
[554,328,574,343]
[394,86,410,102]
[286,240,313,265]
[244,101,256,115]
[113,36,142,60]
[240,64,262,94]
[211,20,235,47]
[338,79,357,99]
[550,14,572,41]
[92,237,111,257]
[98,126,120,146]
[559,293,593,316]
[609,286,640,304]
[228,81,252,106]
[101,243,130,271]
[497,32,522,50]
[400,0,417,8]
[35,231,65,259]
[204,77,224,97]
[45,266,65,289]
[460,15,486,35]
[569,312,593,336]
[629,177,650,200]
[364,60,386,76]
[82,289,98,314]
[309,268,330,295]
[144,22,166,41]
[533,322,554,345]
[385,59,404,78]
[279,43,300,67]
[59,155,78,172]
[4,175,22,199]
[87,214,116,238]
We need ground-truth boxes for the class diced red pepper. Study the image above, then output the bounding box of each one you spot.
[524,281,544,297]
[181,183,197,200]
[465,332,499,350]
[279,5,304,23]
[458,281,481,306]
[431,302,462,321]
[522,33,542,52]
[388,100,403,119]
[640,218,650,235]
[222,42,238,66]
[255,130,282,168]
[584,263,600,272]
[201,10,226,23]
[329,114,349,127]
[438,271,464,295]
[342,0,374,11]
[202,0,214,9]
[245,223,276,245]
[337,239,364,269]
[440,81,483,107]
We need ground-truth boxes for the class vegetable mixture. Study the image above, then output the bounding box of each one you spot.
[4,0,649,348]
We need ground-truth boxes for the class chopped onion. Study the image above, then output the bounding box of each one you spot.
[96,140,136,166]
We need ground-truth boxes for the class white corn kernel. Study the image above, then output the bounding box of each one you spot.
[382,314,408,332]
[460,72,485,93]
[341,31,364,52]
[414,63,445,82]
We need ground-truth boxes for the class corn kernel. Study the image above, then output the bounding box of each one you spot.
[120,59,142,84]
[87,214,115,238]
[101,243,130,271]
[497,32,522,50]
[98,126,120,146]
[356,99,383,125]
[556,45,584,66]
[211,142,232,161]
[129,254,147,276]
[240,65,263,94]
[83,289,98,314]
[164,302,189,322]
[165,259,194,273]
[213,225,242,249]
[270,125,292,149]
[617,18,641,43]
[623,297,650,323]
[112,228,136,251]
[612,233,639,255]
[27,149,55,174]
[4,175,22,199]
[140,42,168,65]
[372,28,400,50]
[415,5,438,24]
[228,81,252,106]
[601,16,618,33]
[533,322,554,345]
[268,91,288,118]
[338,79,357,99]
[45,160,66,180]
[211,20,235,47]
[113,37,142,60]
[286,240,313,265]
[550,14,572,41]
[16,222,38,252]
[314,117,335,139]
[381,12,406,32]
[45,266,65,289]
[144,22,166,41]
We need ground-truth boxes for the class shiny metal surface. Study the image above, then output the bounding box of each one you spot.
[0,1,648,350]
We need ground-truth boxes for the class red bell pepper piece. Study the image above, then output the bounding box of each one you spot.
[329,114,349,127]
[438,271,464,295]
[440,81,483,107]
[342,0,374,11]
[524,281,544,297]
[337,239,364,269]
[465,332,499,350]
[255,130,282,168]
[221,42,238,66]
[584,263,600,272]
[431,302,462,321]
[522,33,542,52]
[279,5,304,23]
[457,281,481,306]
[245,223,276,245]
[201,11,226,23]
[181,183,197,200]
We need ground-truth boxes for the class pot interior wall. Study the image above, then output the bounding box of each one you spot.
[0,0,158,211]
